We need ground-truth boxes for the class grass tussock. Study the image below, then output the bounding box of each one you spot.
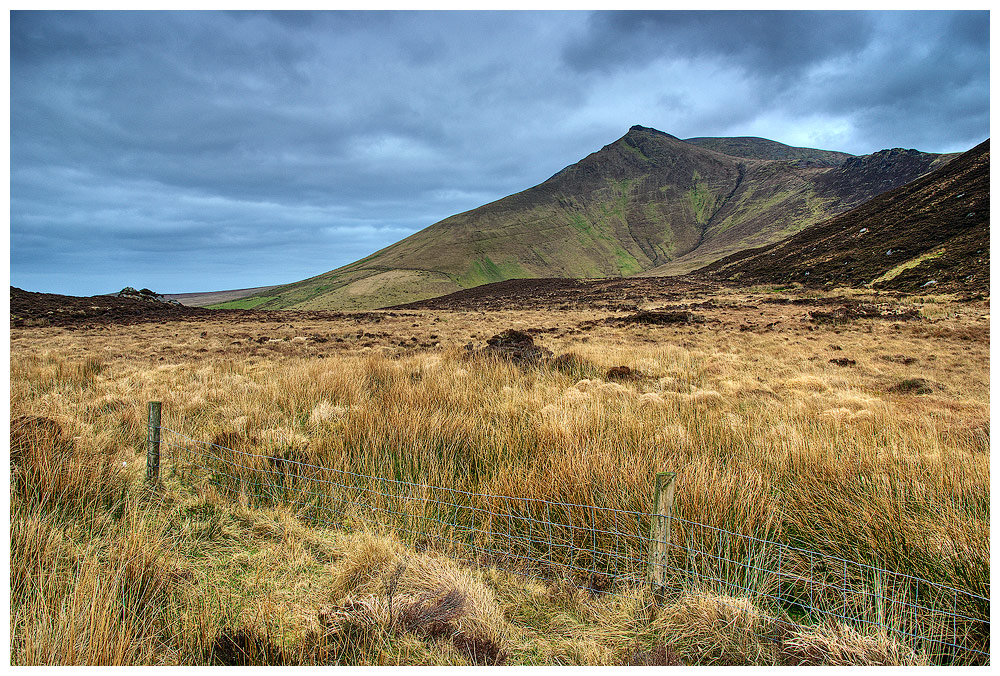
[321,531,509,664]
[651,593,771,664]
[778,622,929,666]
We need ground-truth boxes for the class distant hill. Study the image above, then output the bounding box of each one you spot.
[163,285,281,308]
[239,125,958,310]
[683,136,854,166]
[697,140,989,293]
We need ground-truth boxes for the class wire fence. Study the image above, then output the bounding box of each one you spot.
[155,423,989,665]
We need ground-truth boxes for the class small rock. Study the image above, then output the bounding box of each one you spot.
[472,329,553,364]
[879,354,918,365]
[605,366,638,381]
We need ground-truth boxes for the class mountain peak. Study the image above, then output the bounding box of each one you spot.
[627,125,677,139]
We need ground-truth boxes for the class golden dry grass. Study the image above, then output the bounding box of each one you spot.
[9,287,989,664]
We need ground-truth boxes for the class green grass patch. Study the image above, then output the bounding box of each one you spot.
[456,257,529,288]
[209,296,278,310]
[618,139,651,162]
[568,214,593,236]
[612,246,642,275]
[687,173,713,224]
[603,179,634,221]
[871,248,946,286]
[715,187,812,239]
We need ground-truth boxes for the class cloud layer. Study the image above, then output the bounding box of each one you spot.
[11,10,988,295]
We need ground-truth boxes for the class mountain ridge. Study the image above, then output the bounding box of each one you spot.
[697,139,989,293]
[683,136,854,166]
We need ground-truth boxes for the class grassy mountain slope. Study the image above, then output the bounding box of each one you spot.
[697,140,989,293]
[241,126,955,310]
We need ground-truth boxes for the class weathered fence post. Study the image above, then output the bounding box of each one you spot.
[647,471,676,595]
[146,401,161,482]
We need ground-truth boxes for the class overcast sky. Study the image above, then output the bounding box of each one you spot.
[11,10,990,295]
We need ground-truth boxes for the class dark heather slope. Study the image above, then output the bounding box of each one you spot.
[243,125,957,310]
[697,140,989,294]
[9,286,413,328]
[391,276,714,312]
[9,287,213,327]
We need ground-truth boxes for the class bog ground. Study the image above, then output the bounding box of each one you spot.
[10,282,989,665]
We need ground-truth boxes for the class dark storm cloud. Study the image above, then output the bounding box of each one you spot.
[10,10,989,295]
[563,11,876,77]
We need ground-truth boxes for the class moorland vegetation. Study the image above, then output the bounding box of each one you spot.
[10,285,989,665]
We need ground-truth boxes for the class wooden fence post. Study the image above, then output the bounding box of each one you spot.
[147,401,161,483]
[647,471,677,595]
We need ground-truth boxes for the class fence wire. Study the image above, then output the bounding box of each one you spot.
[156,425,989,664]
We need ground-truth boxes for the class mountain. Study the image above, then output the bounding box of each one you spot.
[240,126,957,310]
[697,140,989,293]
